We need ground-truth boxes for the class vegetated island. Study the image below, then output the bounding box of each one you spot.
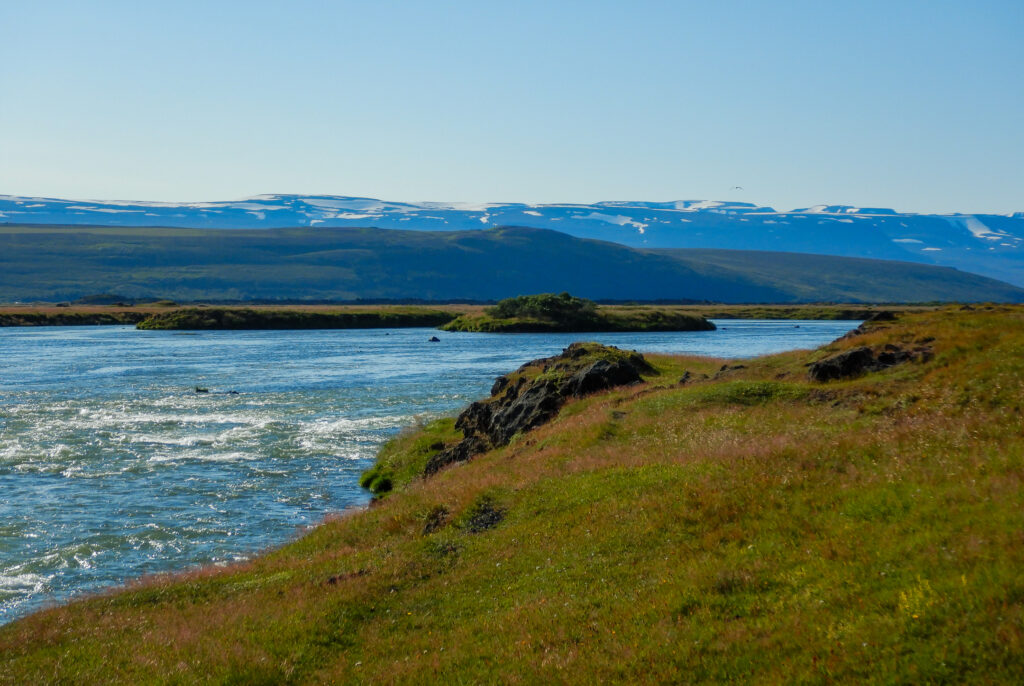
[439,293,717,332]
[0,306,151,327]
[4,304,1022,683]
[135,306,459,330]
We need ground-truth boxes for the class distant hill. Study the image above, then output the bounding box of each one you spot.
[2,193,1022,286]
[0,224,1021,304]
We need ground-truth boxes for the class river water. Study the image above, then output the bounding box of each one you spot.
[0,320,856,623]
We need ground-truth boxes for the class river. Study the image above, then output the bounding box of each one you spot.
[0,320,857,623]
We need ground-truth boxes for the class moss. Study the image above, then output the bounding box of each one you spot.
[359,417,461,496]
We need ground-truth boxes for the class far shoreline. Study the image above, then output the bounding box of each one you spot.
[0,302,938,329]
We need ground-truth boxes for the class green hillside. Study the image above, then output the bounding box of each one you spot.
[3,306,1022,683]
[2,223,1022,303]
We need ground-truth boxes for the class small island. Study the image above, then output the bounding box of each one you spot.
[440,292,717,333]
[134,306,458,330]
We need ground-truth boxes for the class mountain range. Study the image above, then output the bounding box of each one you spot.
[2,224,1022,304]
[3,194,1022,287]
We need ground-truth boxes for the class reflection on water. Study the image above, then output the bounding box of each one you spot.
[0,320,856,622]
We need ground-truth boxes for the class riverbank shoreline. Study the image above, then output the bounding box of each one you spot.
[3,305,1020,683]
[0,302,936,329]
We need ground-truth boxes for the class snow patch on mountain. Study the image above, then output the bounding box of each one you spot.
[1,193,1022,286]
[949,216,1005,241]
[796,205,898,215]
[572,212,648,232]
[302,198,390,212]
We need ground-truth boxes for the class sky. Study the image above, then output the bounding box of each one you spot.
[1,0,1022,214]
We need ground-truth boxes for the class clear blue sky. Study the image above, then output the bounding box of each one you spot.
[1,1,1021,213]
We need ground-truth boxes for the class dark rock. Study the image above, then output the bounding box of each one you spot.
[713,364,747,379]
[839,311,900,341]
[490,376,510,396]
[428,335,441,342]
[809,343,933,382]
[194,386,209,394]
[424,343,653,476]
[488,378,563,446]
[678,371,709,385]
[454,401,494,440]
[838,324,866,340]
[867,310,897,321]
[461,497,505,533]
[424,435,490,475]
[422,505,450,535]
[808,347,876,382]
[563,358,643,398]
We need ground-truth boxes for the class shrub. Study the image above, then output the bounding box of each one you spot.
[487,292,598,323]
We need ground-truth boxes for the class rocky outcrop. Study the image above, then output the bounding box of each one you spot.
[838,311,899,341]
[424,343,653,475]
[809,343,933,382]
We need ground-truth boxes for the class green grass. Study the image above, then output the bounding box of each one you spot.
[2,306,1023,683]
[2,223,1022,303]
[359,417,461,494]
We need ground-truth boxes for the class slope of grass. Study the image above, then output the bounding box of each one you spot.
[2,223,1023,303]
[2,306,1022,684]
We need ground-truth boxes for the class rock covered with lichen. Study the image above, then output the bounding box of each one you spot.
[424,343,654,475]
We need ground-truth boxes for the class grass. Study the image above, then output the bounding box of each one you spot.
[359,418,461,494]
[2,305,1023,683]
[3,223,1022,304]
[440,306,716,332]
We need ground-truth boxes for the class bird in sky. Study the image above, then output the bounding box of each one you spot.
[730,186,744,191]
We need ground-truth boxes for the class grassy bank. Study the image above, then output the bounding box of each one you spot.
[0,309,148,327]
[623,303,937,320]
[0,304,469,329]
[2,305,1021,683]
